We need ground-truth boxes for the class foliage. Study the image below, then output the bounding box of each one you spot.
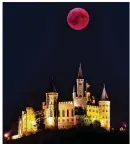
[35,110,45,130]
[79,115,92,126]
[93,120,101,128]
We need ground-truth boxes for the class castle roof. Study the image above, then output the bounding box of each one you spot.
[101,84,108,100]
[77,62,83,79]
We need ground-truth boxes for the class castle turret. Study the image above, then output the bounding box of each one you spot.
[45,77,58,129]
[77,63,84,97]
[99,84,110,130]
[72,85,76,99]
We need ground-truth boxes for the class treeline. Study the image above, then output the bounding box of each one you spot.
[5,126,128,144]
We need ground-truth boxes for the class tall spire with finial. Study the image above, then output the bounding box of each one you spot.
[48,77,56,92]
[101,84,108,100]
[78,62,83,78]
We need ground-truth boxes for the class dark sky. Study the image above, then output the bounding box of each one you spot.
[3,2,129,131]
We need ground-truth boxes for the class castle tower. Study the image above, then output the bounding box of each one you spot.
[73,63,86,125]
[76,63,84,97]
[45,77,58,129]
[99,84,110,130]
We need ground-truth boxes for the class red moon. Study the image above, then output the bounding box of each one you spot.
[67,8,89,30]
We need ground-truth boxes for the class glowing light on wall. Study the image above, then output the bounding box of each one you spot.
[47,117,53,125]
[11,135,21,140]
[4,133,9,138]
[31,121,36,126]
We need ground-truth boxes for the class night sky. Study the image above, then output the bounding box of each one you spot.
[3,2,129,131]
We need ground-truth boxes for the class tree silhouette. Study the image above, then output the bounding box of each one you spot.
[35,110,45,130]
[93,120,101,128]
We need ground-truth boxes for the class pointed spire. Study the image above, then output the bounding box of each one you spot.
[78,62,83,78]
[73,85,75,92]
[48,77,56,92]
[101,83,108,100]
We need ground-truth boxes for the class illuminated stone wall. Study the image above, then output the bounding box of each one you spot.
[58,101,74,129]
[99,101,110,130]
[86,105,99,122]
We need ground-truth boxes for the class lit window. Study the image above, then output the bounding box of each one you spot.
[62,110,65,117]
[50,110,53,117]
[67,110,69,117]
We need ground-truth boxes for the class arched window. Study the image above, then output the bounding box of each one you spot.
[62,110,65,117]
[67,110,69,117]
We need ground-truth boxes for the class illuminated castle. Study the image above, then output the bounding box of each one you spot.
[18,63,110,137]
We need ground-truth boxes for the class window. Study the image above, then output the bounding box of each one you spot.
[93,110,95,112]
[62,119,65,122]
[50,110,53,117]
[67,110,69,117]
[106,110,108,112]
[71,109,74,116]
[96,110,98,113]
[62,110,65,117]
[89,109,91,112]
[103,110,104,112]
[72,119,74,122]
[67,119,69,122]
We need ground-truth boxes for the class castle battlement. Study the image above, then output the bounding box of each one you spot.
[59,101,73,105]
[87,105,99,109]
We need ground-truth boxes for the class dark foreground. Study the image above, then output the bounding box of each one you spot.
[4,127,129,144]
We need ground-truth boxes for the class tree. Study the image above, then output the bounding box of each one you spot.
[35,110,45,130]
[93,120,101,128]
[79,115,92,126]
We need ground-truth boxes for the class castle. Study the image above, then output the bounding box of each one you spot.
[18,63,110,137]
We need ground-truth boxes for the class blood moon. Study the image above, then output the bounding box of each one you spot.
[67,8,89,30]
